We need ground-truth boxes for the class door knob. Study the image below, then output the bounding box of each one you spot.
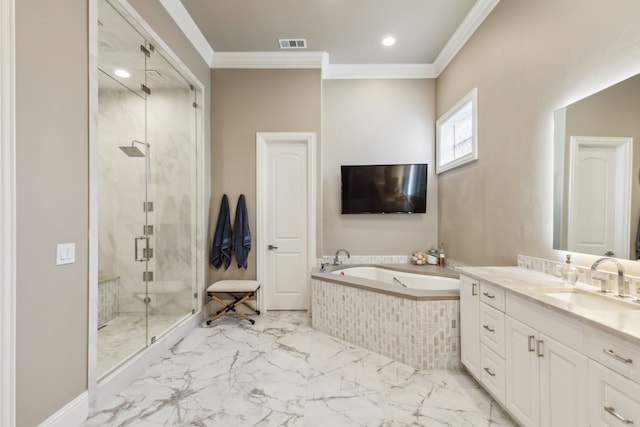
[268,244,278,250]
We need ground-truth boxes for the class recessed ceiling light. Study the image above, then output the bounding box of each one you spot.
[382,36,396,47]
[114,69,130,78]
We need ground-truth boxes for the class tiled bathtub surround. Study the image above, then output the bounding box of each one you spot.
[311,279,460,370]
[318,254,464,269]
[319,254,411,266]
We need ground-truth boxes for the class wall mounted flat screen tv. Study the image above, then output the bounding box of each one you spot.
[341,163,427,214]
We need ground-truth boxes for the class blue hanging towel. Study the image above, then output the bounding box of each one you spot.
[210,194,232,269]
[233,194,251,269]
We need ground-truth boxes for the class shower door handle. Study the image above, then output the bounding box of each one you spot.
[135,236,150,262]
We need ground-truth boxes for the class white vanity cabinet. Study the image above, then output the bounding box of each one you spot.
[460,275,506,401]
[505,294,588,427]
[478,282,506,401]
[460,273,588,427]
[459,268,640,427]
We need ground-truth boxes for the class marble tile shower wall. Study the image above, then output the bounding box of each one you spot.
[311,279,460,370]
[518,254,640,295]
[99,88,195,316]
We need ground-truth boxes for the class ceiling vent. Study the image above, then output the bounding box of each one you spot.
[278,39,307,49]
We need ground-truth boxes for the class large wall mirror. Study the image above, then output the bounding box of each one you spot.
[553,74,640,259]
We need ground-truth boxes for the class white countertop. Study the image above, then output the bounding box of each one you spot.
[459,266,640,346]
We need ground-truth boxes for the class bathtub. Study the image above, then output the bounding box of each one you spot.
[332,266,459,292]
[311,264,461,370]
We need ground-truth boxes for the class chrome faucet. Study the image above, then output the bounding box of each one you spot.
[333,249,351,265]
[590,257,626,297]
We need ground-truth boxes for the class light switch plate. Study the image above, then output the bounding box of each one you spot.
[56,243,75,265]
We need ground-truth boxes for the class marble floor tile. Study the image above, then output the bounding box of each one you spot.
[85,311,515,427]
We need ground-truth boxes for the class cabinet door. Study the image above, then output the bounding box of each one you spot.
[505,316,540,427]
[460,276,480,376]
[539,333,588,427]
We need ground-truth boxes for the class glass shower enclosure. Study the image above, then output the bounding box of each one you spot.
[96,0,200,378]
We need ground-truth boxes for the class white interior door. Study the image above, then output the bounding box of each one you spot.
[567,136,632,258]
[257,133,316,311]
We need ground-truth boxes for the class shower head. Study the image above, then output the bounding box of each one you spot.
[119,140,148,157]
[119,145,145,157]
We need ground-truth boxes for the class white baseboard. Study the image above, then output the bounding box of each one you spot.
[38,391,88,427]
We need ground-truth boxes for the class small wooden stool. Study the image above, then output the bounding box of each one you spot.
[206,280,260,325]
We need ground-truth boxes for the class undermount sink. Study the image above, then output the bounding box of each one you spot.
[534,287,640,311]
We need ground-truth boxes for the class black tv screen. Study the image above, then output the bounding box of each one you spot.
[341,164,427,214]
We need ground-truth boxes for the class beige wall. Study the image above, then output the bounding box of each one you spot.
[436,0,640,268]
[15,1,210,425]
[322,79,438,255]
[208,69,322,285]
[16,1,89,425]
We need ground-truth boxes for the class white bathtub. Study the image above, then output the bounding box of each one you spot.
[311,264,461,369]
[332,266,459,291]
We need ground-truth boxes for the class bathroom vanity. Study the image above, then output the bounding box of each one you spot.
[459,266,640,427]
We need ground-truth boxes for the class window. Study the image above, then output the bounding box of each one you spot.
[436,88,478,174]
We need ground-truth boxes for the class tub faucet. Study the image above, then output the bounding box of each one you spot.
[333,249,351,265]
[590,257,626,297]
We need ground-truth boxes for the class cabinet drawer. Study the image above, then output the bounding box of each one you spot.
[587,329,640,384]
[480,282,505,311]
[480,303,505,356]
[589,360,640,427]
[480,344,506,402]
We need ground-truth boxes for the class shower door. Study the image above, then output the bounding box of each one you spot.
[143,43,198,343]
[96,0,198,378]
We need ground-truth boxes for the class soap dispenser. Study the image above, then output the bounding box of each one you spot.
[561,254,579,285]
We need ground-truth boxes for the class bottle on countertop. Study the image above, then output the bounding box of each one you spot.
[561,254,579,285]
[438,242,446,267]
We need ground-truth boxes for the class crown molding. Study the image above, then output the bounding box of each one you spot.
[160,0,499,76]
[158,0,215,66]
[323,63,436,80]
[212,52,328,69]
[433,0,500,75]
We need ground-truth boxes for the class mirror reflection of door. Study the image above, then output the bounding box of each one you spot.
[567,136,632,258]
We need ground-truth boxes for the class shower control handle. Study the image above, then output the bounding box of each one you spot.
[135,236,151,262]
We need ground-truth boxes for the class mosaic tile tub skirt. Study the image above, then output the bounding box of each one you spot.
[311,279,461,370]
